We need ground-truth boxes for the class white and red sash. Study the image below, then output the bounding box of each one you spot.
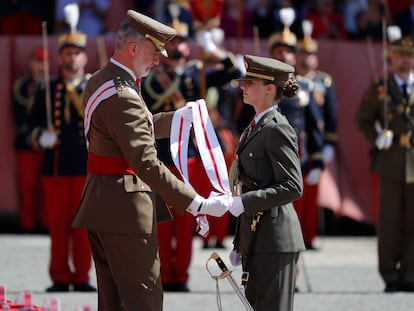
[84,80,153,149]
[171,99,231,236]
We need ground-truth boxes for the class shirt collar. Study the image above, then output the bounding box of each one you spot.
[394,72,414,89]
[110,57,137,82]
[254,105,278,124]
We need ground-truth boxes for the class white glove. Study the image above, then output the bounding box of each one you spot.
[306,168,322,185]
[322,144,335,164]
[229,196,244,217]
[39,129,57,149]
[196,30,217,53]
[375,130,393,150]
[229,250,242,267]
[187,194,232,217]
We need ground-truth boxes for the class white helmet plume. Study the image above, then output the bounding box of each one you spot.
[279,7,295,28]
[64,3,80,32]
[302,20,313,37]
[387,25,401,43]
[168,2,180,19]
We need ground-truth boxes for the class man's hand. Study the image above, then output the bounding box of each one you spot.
[39,129,57,149]
[322,144,335,164]
[375,130,393,150]
[306,168,322,185]
[196,30,217,53]
[187,194,232,217]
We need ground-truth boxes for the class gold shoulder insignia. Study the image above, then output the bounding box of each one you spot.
[114,76,127,92]
[317,71,332,87]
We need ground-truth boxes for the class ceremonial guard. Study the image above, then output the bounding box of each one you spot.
[356,26,414,293]
[295,20,339,249]
[12,47,46,232]
[268,8,325,250]
[29,4,95,292]
[141,3,241,292]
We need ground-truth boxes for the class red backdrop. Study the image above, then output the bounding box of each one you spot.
[0,35,384,226]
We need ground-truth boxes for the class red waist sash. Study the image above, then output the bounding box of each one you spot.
[87,152,135,175]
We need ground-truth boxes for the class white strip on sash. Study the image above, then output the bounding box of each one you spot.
[170,99,230,196]
[83,80,153,149]
[170,107,193,190]
[84,80,117,148]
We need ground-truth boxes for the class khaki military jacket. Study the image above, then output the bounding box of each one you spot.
[357,74,414,183]
[72,61,197,234]
[234,108,306,254]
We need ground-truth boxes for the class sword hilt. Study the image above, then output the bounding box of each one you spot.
[206,252,231,280]
[211,252,229,272]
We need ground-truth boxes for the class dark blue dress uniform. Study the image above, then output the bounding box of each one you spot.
[278,75,324,174]
[141,52,241,290]
[29,74,93,290]
[29,26,95,292]
[295,71,338,248]
[305,70,338,147]
[278,74,324,249]
[30,76,89,176]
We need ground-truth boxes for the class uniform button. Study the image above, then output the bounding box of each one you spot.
[249,152,253,157]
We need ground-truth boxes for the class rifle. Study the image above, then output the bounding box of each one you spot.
[41,21,53,130]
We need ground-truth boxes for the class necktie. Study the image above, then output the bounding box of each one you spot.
[402,83,409,102]
[247,119,256,137]
[136,78,140,85]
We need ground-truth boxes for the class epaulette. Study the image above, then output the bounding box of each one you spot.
[176,59,202,75]
[114,76,128,93]
[316,71,332,88]
[296,75,314,92]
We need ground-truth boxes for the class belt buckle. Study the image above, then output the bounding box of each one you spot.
[241,272,249,287]
[399,131,412,149]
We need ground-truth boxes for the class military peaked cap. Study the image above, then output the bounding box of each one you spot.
[237,55,294,87]
[127,10,177,57]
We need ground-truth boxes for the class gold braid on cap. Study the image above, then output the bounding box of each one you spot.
[246,71,275,81]
[145,34,165,47]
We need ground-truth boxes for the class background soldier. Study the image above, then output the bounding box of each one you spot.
[141,4,241,292]
[295,20,339,249]
[12,47,46,233]
[268,8,325,251]
[29,5,95,292]
[356,26,414,293]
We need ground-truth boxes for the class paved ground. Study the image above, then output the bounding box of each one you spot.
[1,234,414,310]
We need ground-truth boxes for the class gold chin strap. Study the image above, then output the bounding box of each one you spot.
[145,34,165,48]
